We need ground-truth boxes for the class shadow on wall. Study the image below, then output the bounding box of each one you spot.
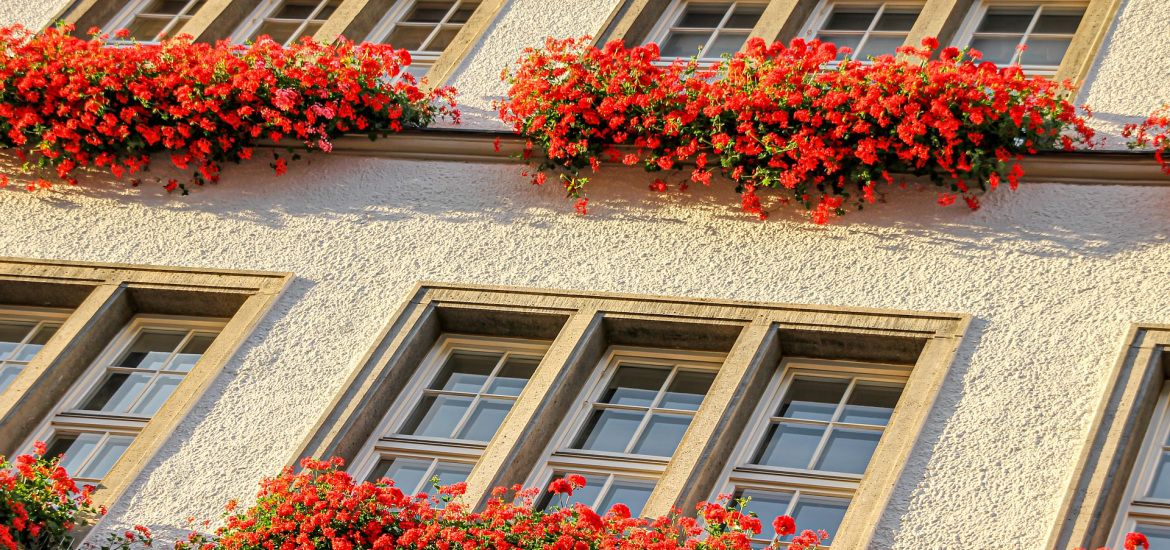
[4,151,1170,261]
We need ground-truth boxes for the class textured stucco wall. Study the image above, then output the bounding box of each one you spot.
[0,0,70,29]
[0,0,1168,548]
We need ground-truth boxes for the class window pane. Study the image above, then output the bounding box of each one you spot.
[631,413,691,456]
[169,334,215,372]
[677,4,729,28]
[739,489,793,540]
[823,8,876,31]
[405,1,454,23]
[874,10,919,31]
[597,478,656,516]
[1019,37,1072,67]
[142,0,189,14]
[0,321,36,360]
[778,378,848,421]
[815,428,882,474]
[1032,10,1083,34]
[370,456,431,492]
[426,462,473,494]
[131,374,184,416]
[0,364,21,393]
[602,366,668,407]
[969,36,1018,65]
[725,4,763,29]
[82,372,153,413]
[48,433,101,476]
[402,394,473,437]
[254,20,301,44]
[856,35,905,59]
[485,356,538,396]
[13,324,58,361]
[839,383,901,425]
[753,422,825,469]
[386,25,432,49]
[662,31,712,58]
[1147,451,1170,499]
[707,31,749,57]
[78,435,134,480]
[314,0,339,19]
[118,331,184,370]
[659,370,714,410]
[544,473,606,510]
[449,1,479,23]
[434,351,500,392]
[273,0,319,19]
[425,27,460,51]
[976,8,1034,33]
[790,496,850,542]
[1134,525,1170,550]
[573,409,644,452]
[455,398,512,441]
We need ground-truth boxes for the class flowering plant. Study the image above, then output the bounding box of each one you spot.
[498,36,1095,223]
[176,457,828,550]
[1124,105,1170,173]
[0,25,458,193]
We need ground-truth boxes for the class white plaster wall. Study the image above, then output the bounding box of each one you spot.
[0,0,69,30]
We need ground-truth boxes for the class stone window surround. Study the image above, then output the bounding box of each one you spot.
[293,282,970,549]
[0,257,290,508]
[1050,325,1170,549]
[597,0,1123,88]
[53,0,506,86]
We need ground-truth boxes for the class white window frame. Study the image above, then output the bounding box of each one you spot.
[350,334,551,483]
[952,0,1088,75]
[105,0,205,43]
[526,346,727,514]
[713,358,911,546]
[231,0,338,45]
[0,306,70,393]
[20,315,226,484]
[798,0,925,61]
[645,0,771,62]
[1109,381,1170,548]
[364,0,481,74]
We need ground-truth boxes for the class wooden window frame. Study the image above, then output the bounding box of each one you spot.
[0,307,70,394]
[950,0,1089,76]
[104,0,207,43]
[797,0,926,61]
[643,0,772,62]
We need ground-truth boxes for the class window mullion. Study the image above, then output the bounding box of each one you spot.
[1015,5,1044,65]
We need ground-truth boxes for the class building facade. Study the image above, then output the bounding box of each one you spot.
[1,0,1170,548]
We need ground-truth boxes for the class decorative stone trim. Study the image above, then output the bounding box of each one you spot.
[294,282,970,549]
[0,257,291,508]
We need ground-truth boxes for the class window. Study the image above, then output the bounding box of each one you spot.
[105,0,206,42]
[715,359,908,546]
[957,2,1086,72]
[365,0,482,77]
[802,2,923,60]
[0,308,66,394]
[26,317,223,484]
[352,336,549,495]
[647,1,767,61]
[1108,382,1170,548]
[531,349,722,515]
[234,0,341,45]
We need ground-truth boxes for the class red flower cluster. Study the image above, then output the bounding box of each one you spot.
[0,25,458,192]
[0,442,100,550]
[176,457,829,550]
[498,36,1096,223]
[1124,105,1170,174]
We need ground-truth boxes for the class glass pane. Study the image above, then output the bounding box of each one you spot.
[402,394,474,437]
[130,374,184,416]
[1019,37,1072,67]
[434,350,500,392]
[631,413,691,456]
[778,378,848,421]
[0,364,22,393]
[1032,10,1083,34]
[598,478,656,516]
[725,4,763,29]
[544,473,605,510]
[273,0,319,19]
[425,462,473,494]
[370,457,431,492]
[739,489,793,540]
[814,428,882,474]
[449,1,479,23]
[970,36,1020,65]
[405,0,455,22]
[753,422,825,469]
[48,433,100,476]
[1147,451,1170,499]
[13,324,58,361]
[142,0,189,14]
[254,20,301,44]
[119,331,184,370]
[839,383,902,425]
[573,409,644,453]
[874,10,919,31]
[314,0,339,19]
[789,496,850,542]
[661,31,712,58]
[82,372,153,413]
[1134,525,1170,550]
[299,21,322,38]
[125,17,169,40]
[424,27,459,51]
[677,3,729,28]
[78,435,134,480]
[485,356,539,396]
[659,371,713,410]
[976,8,1035,33]
[169,334,215,372]
[386,25,433,49]
[0,321,35,360]
[823,8,877,31]
[455,398,512,441]
[856,35,906,59]
[707,31,748,57]
[602,366,669,407]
